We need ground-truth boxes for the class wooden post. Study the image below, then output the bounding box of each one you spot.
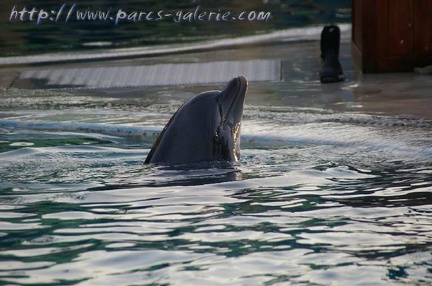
[352,0,432,73]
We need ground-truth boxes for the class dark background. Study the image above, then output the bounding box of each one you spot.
[0,0,351,56]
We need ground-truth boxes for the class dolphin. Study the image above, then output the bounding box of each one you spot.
[144,76,248,165]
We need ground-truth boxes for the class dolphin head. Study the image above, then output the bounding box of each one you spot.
[144,76,248,165]
[213,76,248,161]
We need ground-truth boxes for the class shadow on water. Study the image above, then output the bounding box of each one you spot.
[325,165,432,208]
[142,162,243,187]
[93,162,243,189]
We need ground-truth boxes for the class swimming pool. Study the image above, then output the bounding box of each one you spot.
[1,39,431,285]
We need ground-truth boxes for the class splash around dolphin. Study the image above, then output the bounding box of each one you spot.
[144,76,248,165]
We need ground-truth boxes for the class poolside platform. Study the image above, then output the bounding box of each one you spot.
[1,25,431,118]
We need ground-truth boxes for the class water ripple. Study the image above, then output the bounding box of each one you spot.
[1,94,431,285]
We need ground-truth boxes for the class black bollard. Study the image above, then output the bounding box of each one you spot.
[319,25,345,83]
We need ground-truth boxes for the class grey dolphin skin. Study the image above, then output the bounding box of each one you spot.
[144,76,248,165]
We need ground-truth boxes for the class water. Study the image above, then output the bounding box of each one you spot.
[1,67,431,285]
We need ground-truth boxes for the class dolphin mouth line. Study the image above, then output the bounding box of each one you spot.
[221,76,247,126]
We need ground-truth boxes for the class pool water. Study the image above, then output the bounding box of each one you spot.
[1,70,431,285]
